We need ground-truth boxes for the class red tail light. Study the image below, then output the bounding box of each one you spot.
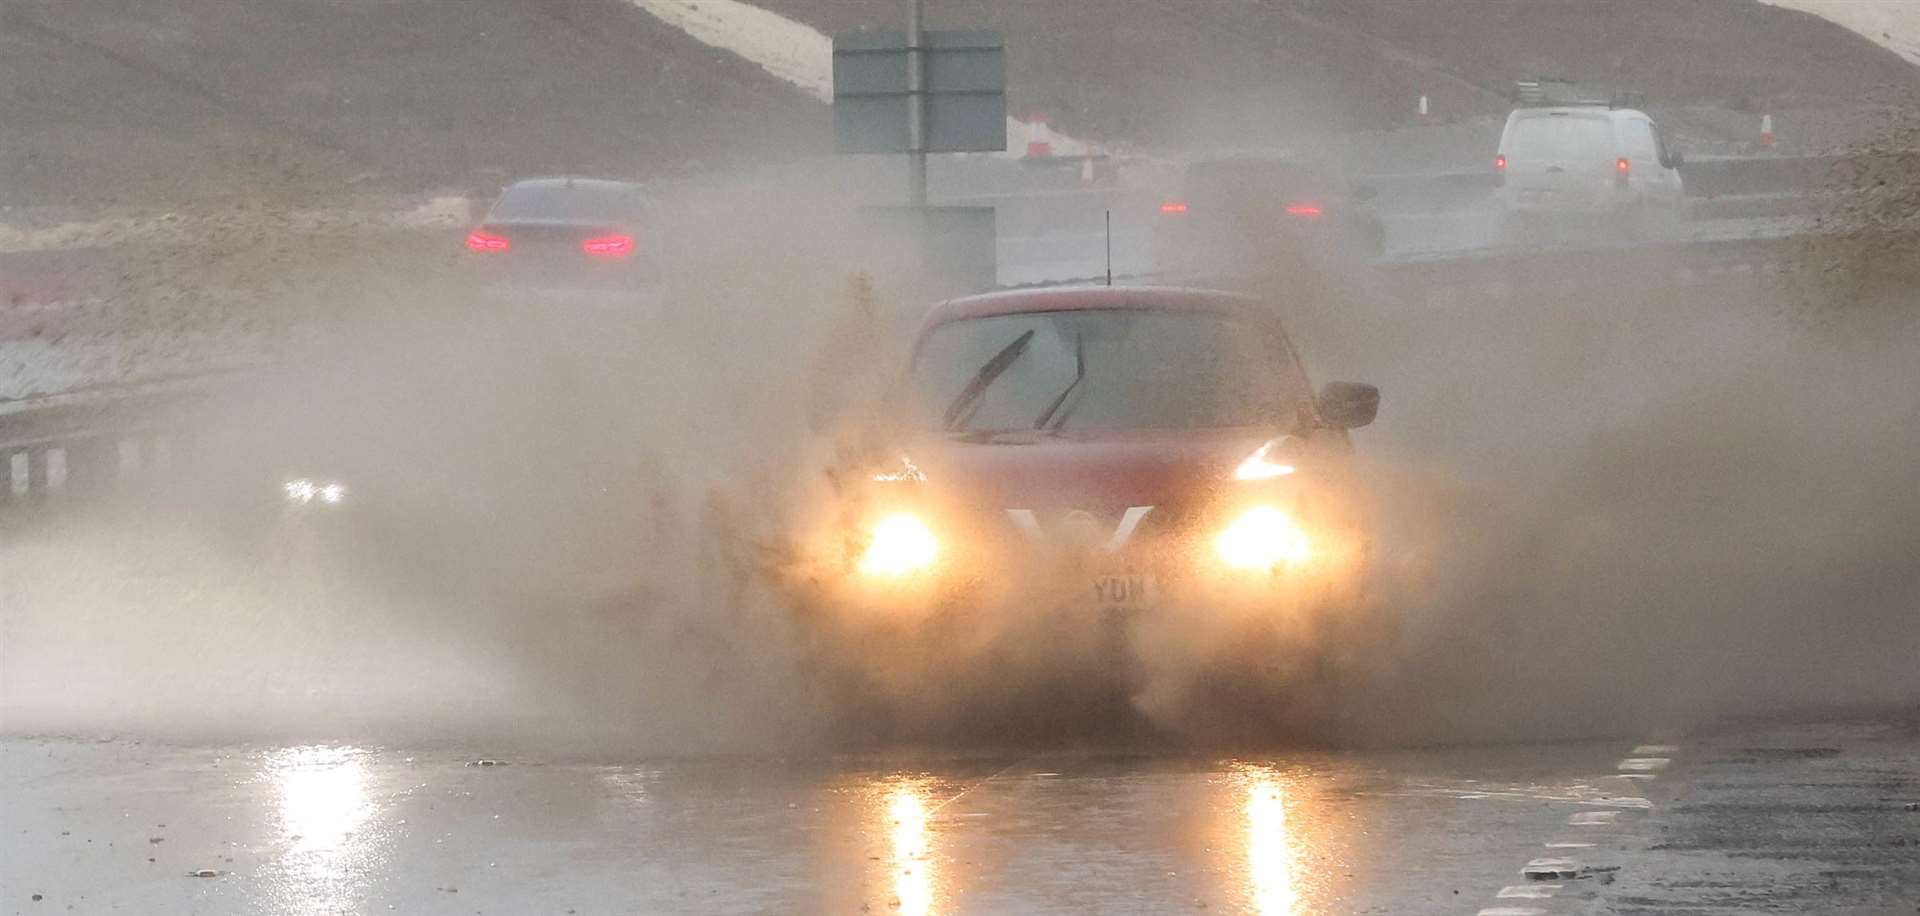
[1616,157,1630,173]
[1160,201,1189,215]
[1615,156,1631,188]
[582,234,635,257]
[1284,204,1323,217]
[1495,154,1507,173]
[465,229,510,252]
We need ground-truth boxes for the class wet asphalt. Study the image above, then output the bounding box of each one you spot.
[4,716,1916,915]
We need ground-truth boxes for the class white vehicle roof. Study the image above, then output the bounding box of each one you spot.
[1505,105,1651,122]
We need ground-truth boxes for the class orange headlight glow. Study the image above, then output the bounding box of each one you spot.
[1215,506,1312,571]
[858,513,940,577]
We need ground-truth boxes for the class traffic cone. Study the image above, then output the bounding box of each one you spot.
[1760,113,1775,148]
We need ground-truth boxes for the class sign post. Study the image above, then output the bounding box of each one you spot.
[906,0,927,208]
[832,27,1007,197]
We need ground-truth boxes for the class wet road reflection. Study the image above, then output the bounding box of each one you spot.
[1243,767,1300,916]
[3,739,1648,913]
[887,781,936,916]
[261,745,384,915]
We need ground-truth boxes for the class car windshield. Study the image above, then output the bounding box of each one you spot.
[1508,114,1614,161]
[910,308,1305,433]
[488,182,646,223]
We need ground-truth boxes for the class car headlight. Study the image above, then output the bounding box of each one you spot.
[284,478,347,507]
[1214,506,1312,571]
[1234,436,1301,481]
[858,512,940,577]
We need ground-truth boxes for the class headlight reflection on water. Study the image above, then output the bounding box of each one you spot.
[886,783,936,916]
[1244,770,1300,916]
[262,746,383,915]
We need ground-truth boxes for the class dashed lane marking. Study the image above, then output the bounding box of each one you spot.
[1617,757,1671,771]
[1523,857,1581,880]
[1477,740,1680,916]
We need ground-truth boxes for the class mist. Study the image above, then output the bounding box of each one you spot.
[5,165,1919,758]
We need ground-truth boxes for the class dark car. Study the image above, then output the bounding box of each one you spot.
[465,177,650,291]
[1156,157,1385,283]
[785,286,1384,711]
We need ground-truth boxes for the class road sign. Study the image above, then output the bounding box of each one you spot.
[833,30,1007,155]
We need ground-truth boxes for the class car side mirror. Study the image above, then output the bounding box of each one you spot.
[1318,381,1379,430]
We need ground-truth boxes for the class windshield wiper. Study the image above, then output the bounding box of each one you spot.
[942,329,1035,432]
[1033,328,1085,430]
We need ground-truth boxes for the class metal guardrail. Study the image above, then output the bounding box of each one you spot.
[0,371,246,508]
[1352,153,1850,204]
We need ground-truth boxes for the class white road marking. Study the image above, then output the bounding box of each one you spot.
[1523,857,1580,880]
[1478,740,1680,916]
[1582,796,1652,809]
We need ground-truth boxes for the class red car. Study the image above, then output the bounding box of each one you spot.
[786,286,1384,716]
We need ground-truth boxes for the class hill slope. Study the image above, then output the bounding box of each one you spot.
[0,0,829,207]
[754,0,1920,150]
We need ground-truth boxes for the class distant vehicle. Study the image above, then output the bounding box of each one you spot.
[464,178,650,290]
[1495,80,1686,234]
[1156,156,1385,282]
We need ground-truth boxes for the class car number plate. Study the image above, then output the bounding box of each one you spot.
[1091,574,1155,609]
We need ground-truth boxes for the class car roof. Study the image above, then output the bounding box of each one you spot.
[1507,106,1649,121]
[924,285,1273,328]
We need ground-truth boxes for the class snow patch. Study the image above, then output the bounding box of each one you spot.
[629,0,833,101]
[1760,0,1920,67]
[628,0,1096,158]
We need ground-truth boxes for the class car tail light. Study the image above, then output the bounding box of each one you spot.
[465,229,510,252]
[1284,204,1323,217]
[581,234,635,257]
[1160,201,1189,215]
[1494,154,1507,187]
[1616,156,1631,187]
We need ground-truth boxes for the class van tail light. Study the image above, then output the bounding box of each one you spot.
[1160,201,1189,215]
[465,229,510,252]
[1494,154,1506,187]
[581,234,635,257]
[1284,203,1323,218]
[1615,157,1631,188]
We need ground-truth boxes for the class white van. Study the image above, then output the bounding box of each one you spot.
[1496,104,1685,229]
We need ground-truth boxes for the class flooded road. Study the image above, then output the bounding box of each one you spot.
[6,718,1914,914]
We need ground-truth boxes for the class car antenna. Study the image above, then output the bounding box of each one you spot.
[1104,209,1113,287]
